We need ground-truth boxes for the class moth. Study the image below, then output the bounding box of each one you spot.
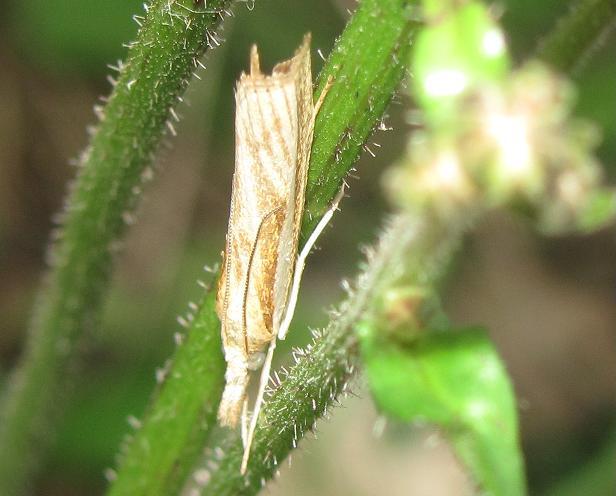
[216,34,337,472]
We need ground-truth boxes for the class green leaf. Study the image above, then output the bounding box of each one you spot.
[360,326,526,496]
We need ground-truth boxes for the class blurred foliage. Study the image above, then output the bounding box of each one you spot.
[7,0,142,76]
[501,0,616,170]
[540,429,616,496]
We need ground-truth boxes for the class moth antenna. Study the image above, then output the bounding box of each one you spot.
[241,337,278,474]
[250,45,260,75]
[240,397,249,447]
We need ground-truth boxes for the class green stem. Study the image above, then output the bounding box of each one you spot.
[0,1,234,494]
[201,212,466,495]
[107,289,225,496]
[302,0,419,239]
[537,0,616,73]
[105,0,419,494]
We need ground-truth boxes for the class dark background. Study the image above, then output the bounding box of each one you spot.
[0,0,614,494]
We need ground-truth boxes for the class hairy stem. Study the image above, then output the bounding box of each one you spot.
[302,0,419,239]
[537,0,616,73]
[0,1,234,494]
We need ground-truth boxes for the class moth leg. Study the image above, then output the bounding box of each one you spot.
[241,180,343,472]
[240,335,277,474]
[240,396,249,447]
[278,183,346,340]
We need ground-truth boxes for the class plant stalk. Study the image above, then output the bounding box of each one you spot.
[0,1,235,494]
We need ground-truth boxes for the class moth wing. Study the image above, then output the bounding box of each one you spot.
[270,35,314,330]
[244,206,286,355]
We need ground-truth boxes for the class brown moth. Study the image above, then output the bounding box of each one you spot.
[216,34,335,472]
